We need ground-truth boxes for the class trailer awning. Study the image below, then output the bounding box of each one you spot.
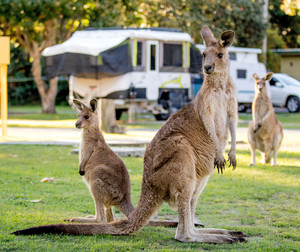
[42,31,133,79]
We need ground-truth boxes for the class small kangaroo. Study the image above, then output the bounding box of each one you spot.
[71,99,188,227]
[13,26,246,244]
[72,99,134,223]
[248,72,283,166]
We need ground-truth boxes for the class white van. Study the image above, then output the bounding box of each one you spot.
[42,28,202,120]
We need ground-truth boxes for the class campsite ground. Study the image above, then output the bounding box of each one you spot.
[0,106,299,251]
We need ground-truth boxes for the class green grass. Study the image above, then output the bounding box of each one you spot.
[6,105,300,130]
[0,145,299,251]
[8,105,77,120]
[239,113,300,129]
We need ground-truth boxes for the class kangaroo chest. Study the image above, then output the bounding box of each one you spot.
[209,89,229,137]
[253,95,270,121]
[199,83,231,152]
[79,131,98,163]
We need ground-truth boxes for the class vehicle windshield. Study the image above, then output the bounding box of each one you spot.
[276,74,300,87]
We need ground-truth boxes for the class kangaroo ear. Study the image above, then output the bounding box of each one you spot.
[201,26,216,46]
[90,99,98,112]
[263,72,273,82]
[219,30,235,48]
[73,99,85,112]
[253,73,260,81]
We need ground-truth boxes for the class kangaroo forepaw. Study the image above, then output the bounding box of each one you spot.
[227,154,236,169]
[254,123,261,133]
[214,156,226,174]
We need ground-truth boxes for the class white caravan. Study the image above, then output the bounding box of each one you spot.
[42,28,202,120]
[196,45,268,112]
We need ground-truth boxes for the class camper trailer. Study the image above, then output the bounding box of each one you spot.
[42,28,202,120]
[197,45,268,112]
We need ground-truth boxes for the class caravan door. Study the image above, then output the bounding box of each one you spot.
[146,40,160,100]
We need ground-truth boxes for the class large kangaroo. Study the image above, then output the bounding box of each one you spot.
[13,26,246,244]
[70,98,188,227]
[248,72,283,166]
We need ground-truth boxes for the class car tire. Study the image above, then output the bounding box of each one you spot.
[286,96,300,113]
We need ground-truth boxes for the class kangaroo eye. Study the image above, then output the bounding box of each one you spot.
[84,115,89,120]
[217,53,223,59]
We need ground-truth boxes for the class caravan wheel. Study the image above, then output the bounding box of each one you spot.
[154,113,169,121]
[115,109,128,120]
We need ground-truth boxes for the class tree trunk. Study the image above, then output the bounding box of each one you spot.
[260,0,269,65]
[99,99,125,134]
[99,99,116,132]
[40,77,58,114]
[30,42,58,114]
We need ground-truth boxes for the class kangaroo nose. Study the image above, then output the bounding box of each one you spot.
[75,122,80,128]
[204,65,213,74]
[79,170,85,176]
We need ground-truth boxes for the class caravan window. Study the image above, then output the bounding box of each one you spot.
[134,40,145,71]
[237,69,247,79]
[137,41,143,66]
[229,52,237,60]
[163,43,182,66]
[150,44,156,70]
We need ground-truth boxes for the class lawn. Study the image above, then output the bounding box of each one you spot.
[0,145,299,251]
[6,105,300,130]
[8,105,78,121]
[239,112,300,129]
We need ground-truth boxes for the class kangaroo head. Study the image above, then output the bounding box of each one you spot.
[253,72,273,94]
[73,99,99,129]
[200,26,234,75]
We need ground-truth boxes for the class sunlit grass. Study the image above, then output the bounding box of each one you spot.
[6,105,300,129]
[0,145,299,250]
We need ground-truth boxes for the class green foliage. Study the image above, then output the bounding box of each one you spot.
[0,0,137,112]
[0,145,299,250]
[266,50,281,73]
[0,0,136,44]
[197,0,266,47]
[269,0,300,48]
[132,0,267,47]
[7,44,38,105]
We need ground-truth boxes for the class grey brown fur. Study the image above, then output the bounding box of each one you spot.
[12,26,246,244]
[71,99,134,223]
[248,72,283,166]
[70,99,188,227]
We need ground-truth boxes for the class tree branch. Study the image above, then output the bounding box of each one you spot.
[15,28,32,54]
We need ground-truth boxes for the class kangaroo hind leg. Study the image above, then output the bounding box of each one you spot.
[248,123,256,166]
[175,175,247,243]
[105,207,114,223]
[272,128,283,166]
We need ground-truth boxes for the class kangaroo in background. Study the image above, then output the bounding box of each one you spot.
[70,99,190,227]
[248,72,283,166]
[13,26,246,244]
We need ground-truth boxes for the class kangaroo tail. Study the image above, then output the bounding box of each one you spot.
[11,220,135,236]
[12,184,162,236]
